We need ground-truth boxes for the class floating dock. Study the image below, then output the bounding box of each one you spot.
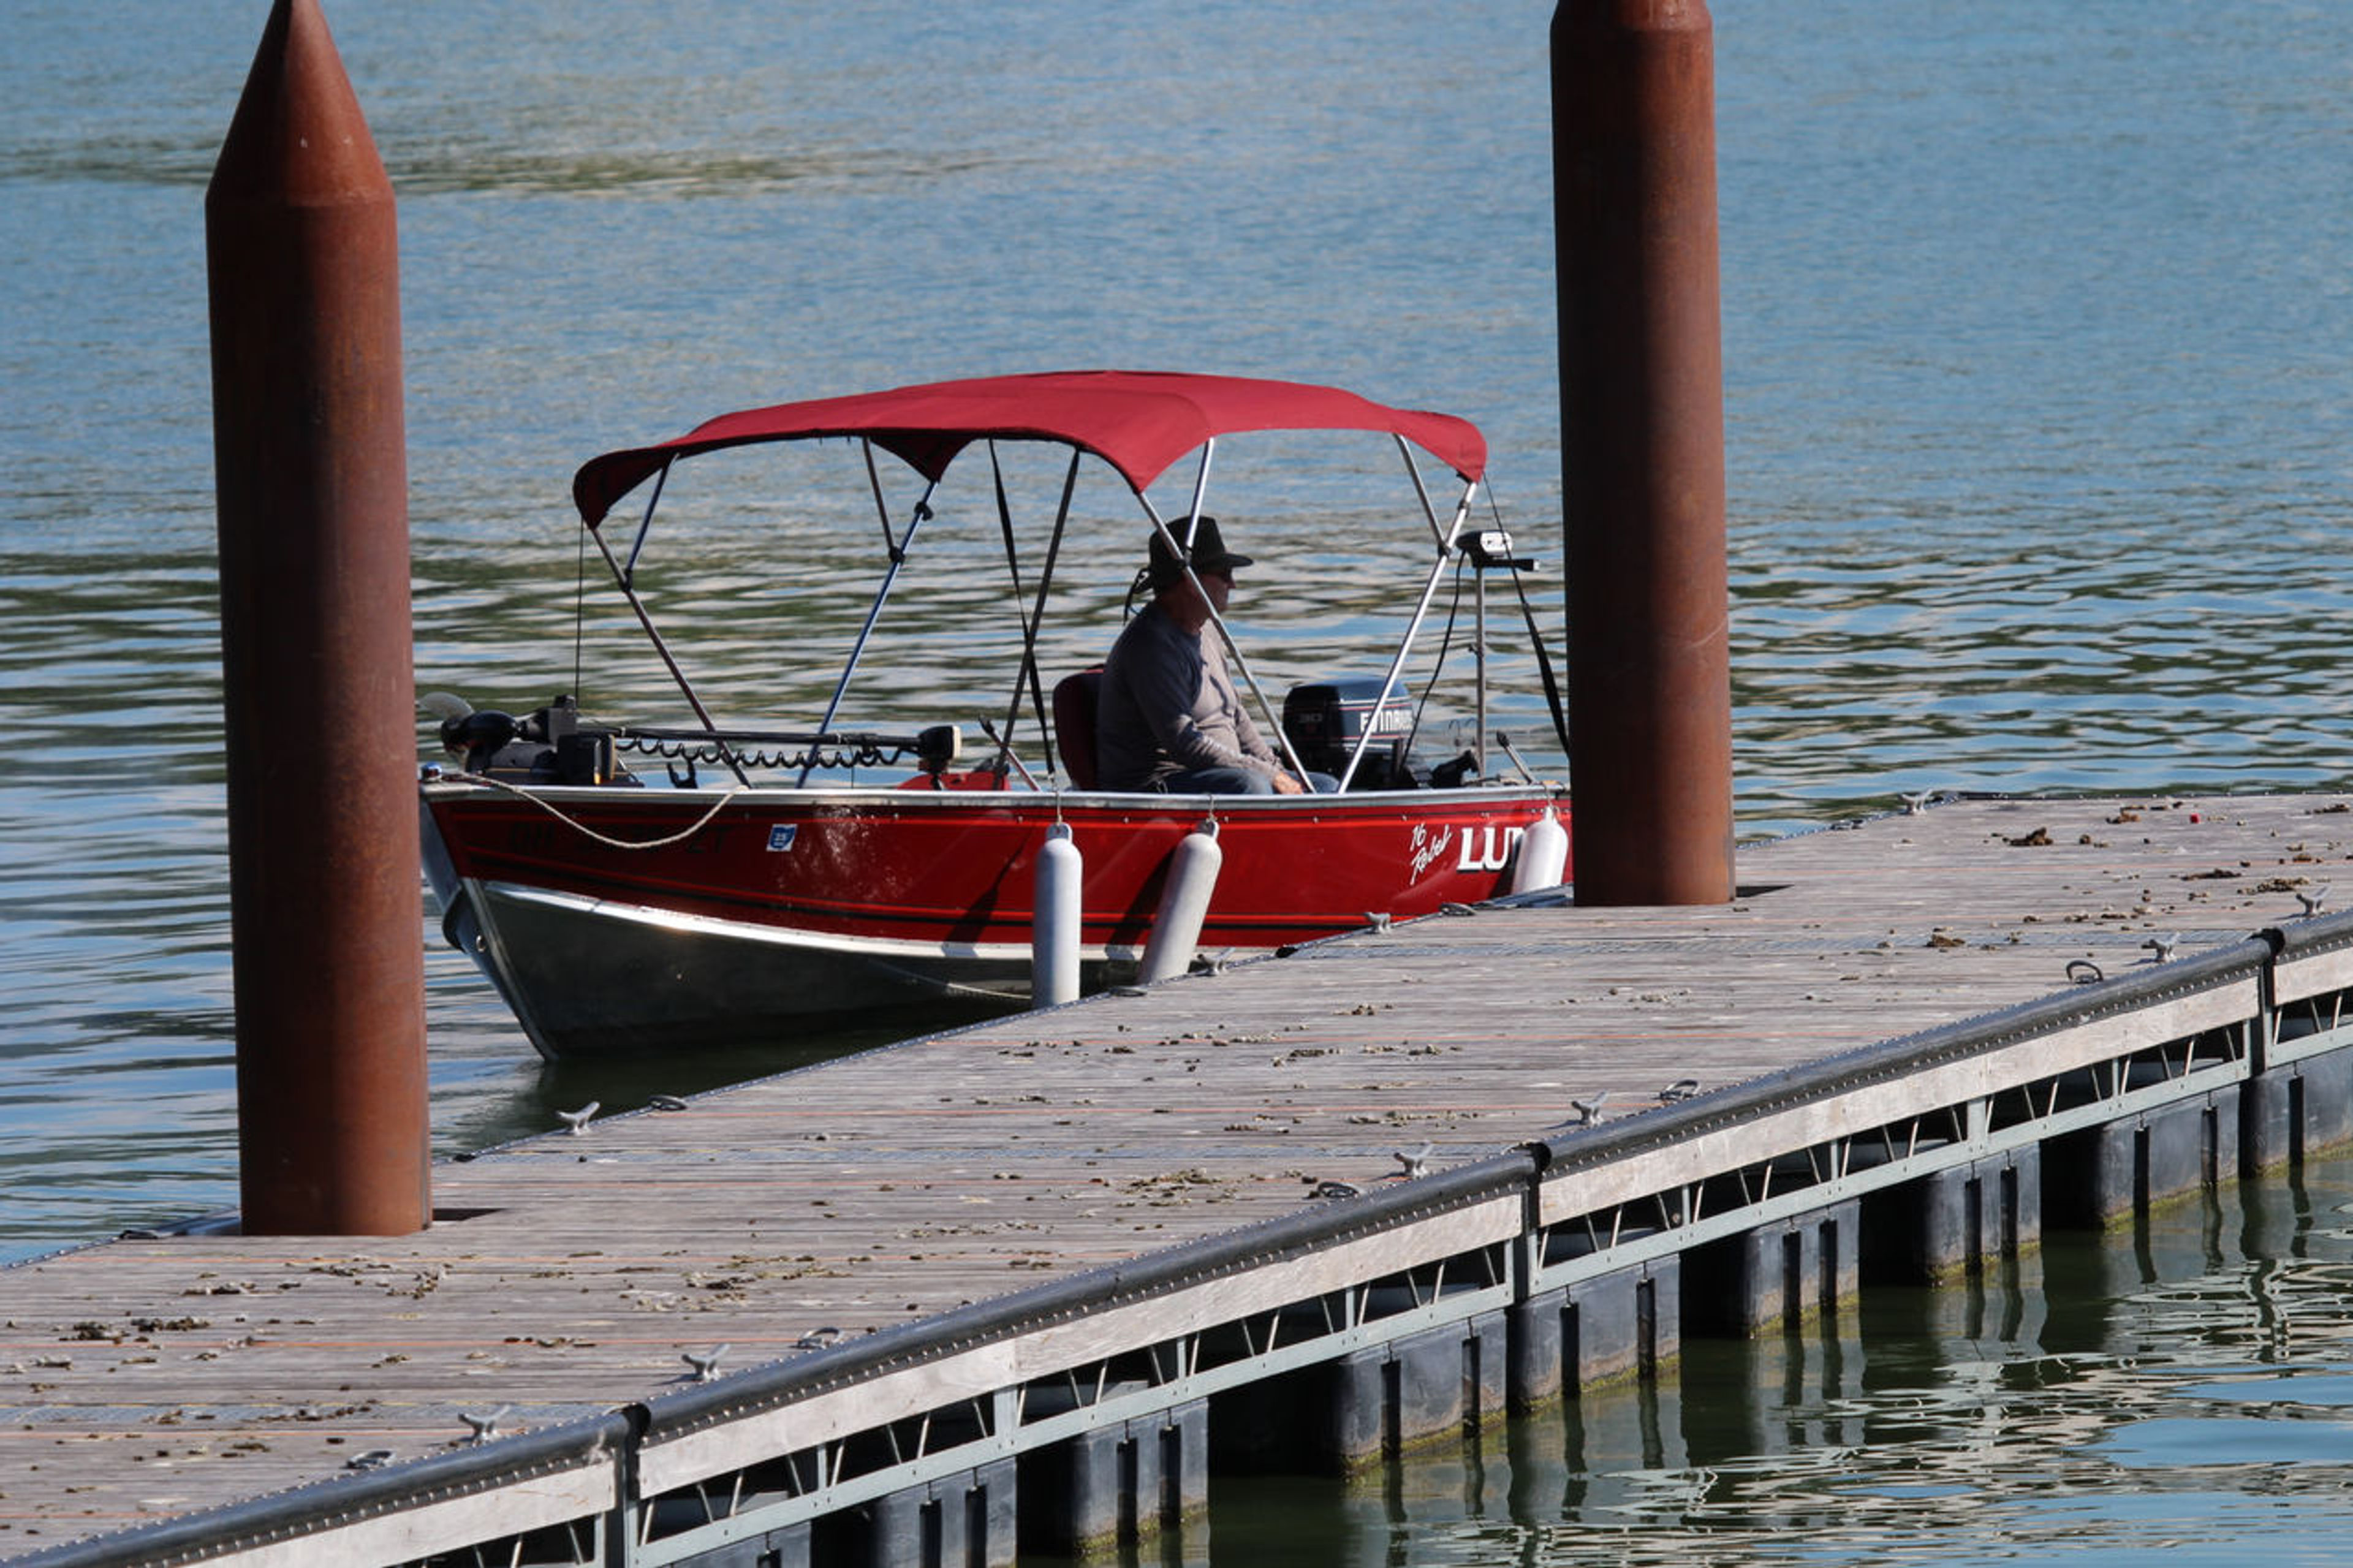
[9,793,2353,1566]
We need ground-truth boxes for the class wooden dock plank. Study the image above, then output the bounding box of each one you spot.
[4,792,2349,1556]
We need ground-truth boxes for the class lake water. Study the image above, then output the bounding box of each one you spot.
[4,0,2353,1559]
[1203,1154,2353,1567]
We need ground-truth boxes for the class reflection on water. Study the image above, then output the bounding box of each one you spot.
[1168,1156,2353,1566]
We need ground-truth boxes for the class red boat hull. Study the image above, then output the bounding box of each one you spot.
[421,781,1568,1059]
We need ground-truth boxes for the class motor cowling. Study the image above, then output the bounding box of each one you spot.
[1282,678,1426,789]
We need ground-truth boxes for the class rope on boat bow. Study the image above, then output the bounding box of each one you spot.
[449,771,751,850]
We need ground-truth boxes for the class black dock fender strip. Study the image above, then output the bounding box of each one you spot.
[2263,901,2353,963]
[12,1411,635,1568]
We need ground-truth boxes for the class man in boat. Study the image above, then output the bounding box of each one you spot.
[1096,518,1332,795]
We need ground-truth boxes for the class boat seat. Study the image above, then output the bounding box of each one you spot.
[1053,667,1104,789]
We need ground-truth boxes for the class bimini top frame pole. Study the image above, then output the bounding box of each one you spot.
[1396,432,1451,555]
[991,447,1083,780]
[1335,452,1479,792]
[799,439,939,786]
[589,455,750,786]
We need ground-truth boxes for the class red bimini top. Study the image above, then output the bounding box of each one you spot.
[570,369,1487,526]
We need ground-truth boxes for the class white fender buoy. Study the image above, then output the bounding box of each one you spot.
[1512,806,1569,894]
[1137,821,1224,985]
[1033,823,1082,1006]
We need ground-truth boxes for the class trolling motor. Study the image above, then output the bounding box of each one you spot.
[436,695,624,786]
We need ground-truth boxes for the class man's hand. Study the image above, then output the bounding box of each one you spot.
[1271,770,1308,796]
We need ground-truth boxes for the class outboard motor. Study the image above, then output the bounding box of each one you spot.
[1282,678,1425,789]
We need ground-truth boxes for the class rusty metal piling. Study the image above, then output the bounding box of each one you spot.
[1552,0,1737,904]
[206,0,428,1233]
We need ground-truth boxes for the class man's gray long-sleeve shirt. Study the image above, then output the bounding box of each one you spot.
[1094,601,1279,789]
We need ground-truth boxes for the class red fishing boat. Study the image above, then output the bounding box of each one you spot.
[419,371,1571,1059]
